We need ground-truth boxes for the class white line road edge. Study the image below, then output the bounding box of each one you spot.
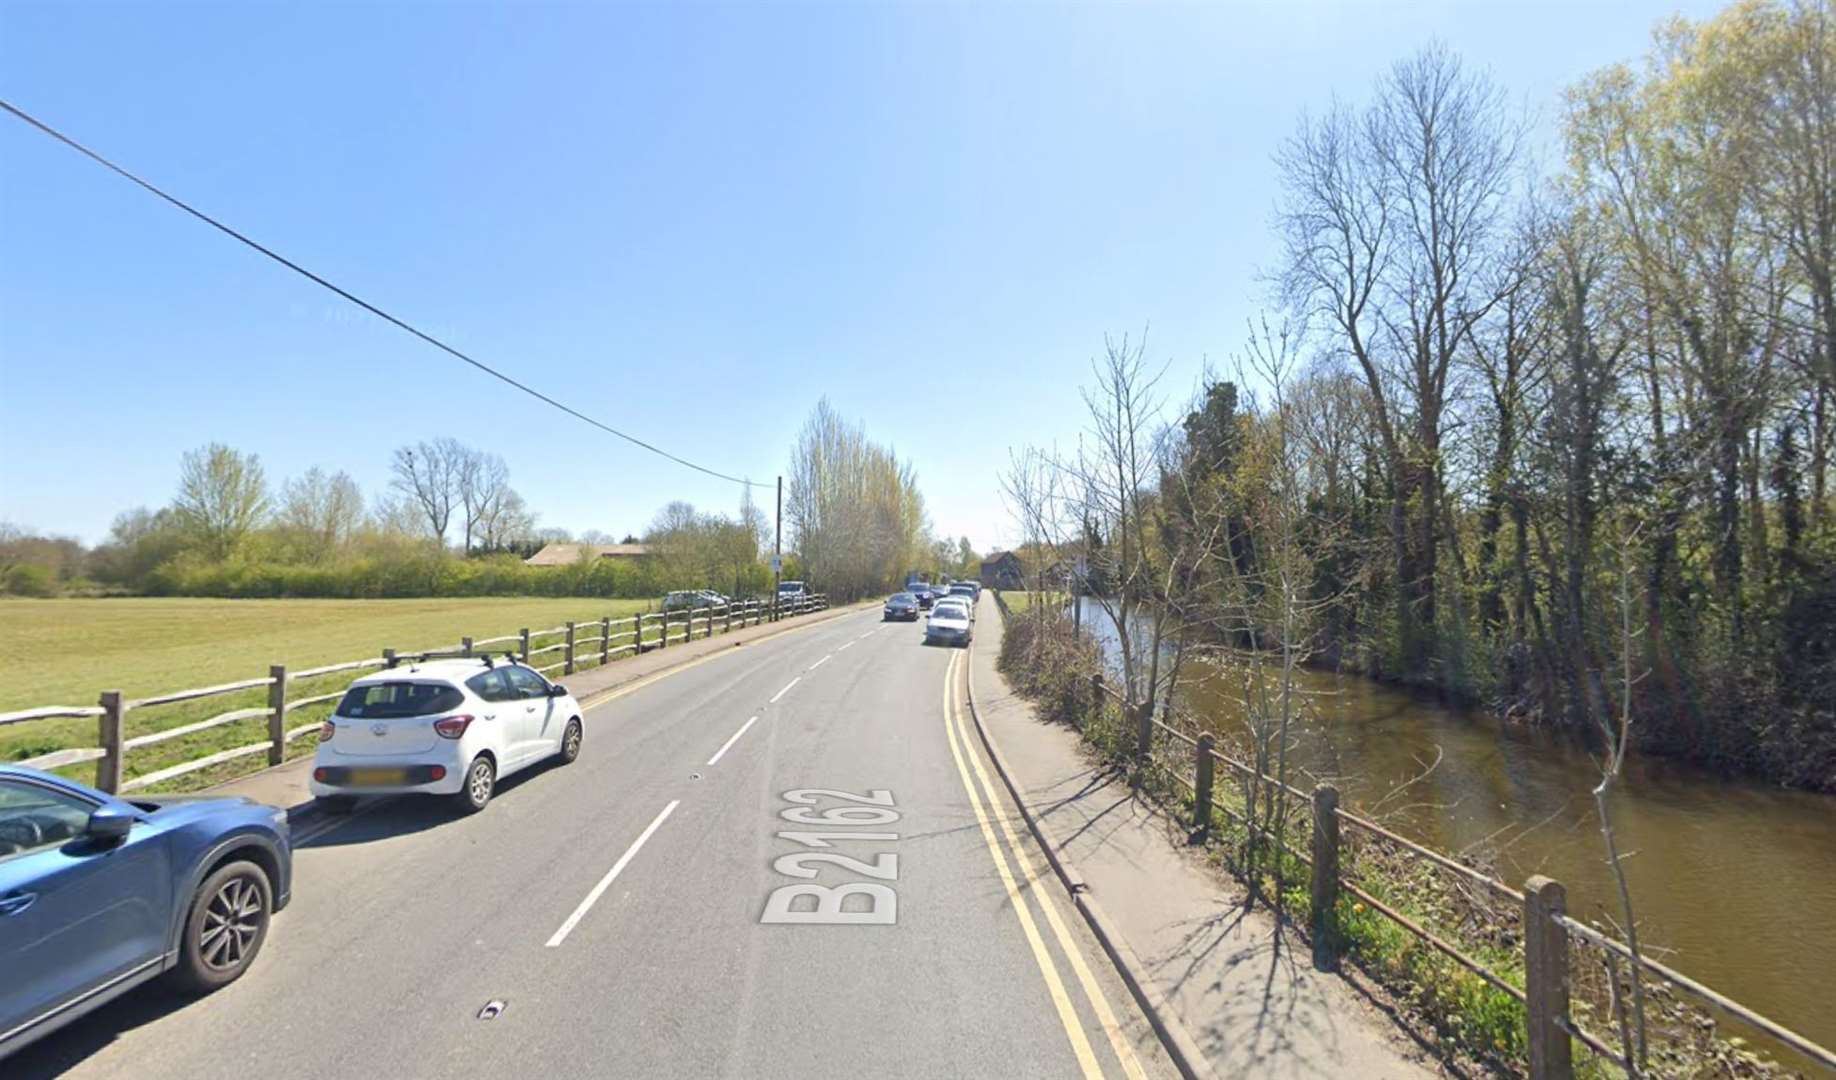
[546,800,680,948]
[706,715,760,766]
[769,677,801,704]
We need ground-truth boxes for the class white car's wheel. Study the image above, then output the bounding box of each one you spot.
[559,718,583,764]
[455,755,495,814]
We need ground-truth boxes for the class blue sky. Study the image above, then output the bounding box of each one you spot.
[1,0,1720,550]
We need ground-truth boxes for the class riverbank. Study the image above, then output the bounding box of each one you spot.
[1051,591,1836,794]
[998,601,1825,1077]
[971,596,1439,1078]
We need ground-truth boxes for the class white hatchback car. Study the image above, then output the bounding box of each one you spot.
[310,658,583,814]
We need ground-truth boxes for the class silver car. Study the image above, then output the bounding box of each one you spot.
[925,598,974,646]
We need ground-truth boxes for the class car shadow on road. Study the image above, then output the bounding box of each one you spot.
[3,981,199,1079]
[297,759,561,849]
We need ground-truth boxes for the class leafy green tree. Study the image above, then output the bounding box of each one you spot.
[172,443,269,561]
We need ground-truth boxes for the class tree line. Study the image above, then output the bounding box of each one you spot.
[3,400,971,602]
[1012,0,1836,791]
[785,398,968,599]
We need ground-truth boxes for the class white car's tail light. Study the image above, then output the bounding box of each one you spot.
[433,714,475,739]
[318,721,335,742]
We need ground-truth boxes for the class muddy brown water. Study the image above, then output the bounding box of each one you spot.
[1069,599,1836,1062]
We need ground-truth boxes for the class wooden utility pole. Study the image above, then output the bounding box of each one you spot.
[773,475,783,622]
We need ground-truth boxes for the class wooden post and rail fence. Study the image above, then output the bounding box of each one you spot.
[1,593,828,799]
[991,588,1836,1079]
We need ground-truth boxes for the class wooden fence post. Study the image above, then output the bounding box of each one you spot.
[461,636,474,657]
[1524,876,1575,1080]
[1088,673,1103,731]
[564,621,577,675]
[268,665,287,766]
[725,603,733,634]
[600,617,611,664]
[382,647,397,669]
[1193,733,1216,843]
[1132,702,1154,788]
[518,629,530,662]
[1311,783,1341,970]
[97,690,125,794]
[660,612,669,650]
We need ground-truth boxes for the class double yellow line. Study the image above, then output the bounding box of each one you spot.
[940,650,1148,1080]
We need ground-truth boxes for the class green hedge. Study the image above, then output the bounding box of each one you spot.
[139,553,777,600]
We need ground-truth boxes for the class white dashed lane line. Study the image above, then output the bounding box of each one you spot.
[706,715,759,766]
[546,800,679,948]
[837,640,857,652]
[769,677,801,704]
[808,654,832,671]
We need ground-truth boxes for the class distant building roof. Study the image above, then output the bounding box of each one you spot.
[524,542,651,566]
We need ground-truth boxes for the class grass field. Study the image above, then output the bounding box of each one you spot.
[0,597,666,789]
[1001,590,1070,615]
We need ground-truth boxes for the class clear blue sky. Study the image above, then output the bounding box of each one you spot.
[1,0,1719,550]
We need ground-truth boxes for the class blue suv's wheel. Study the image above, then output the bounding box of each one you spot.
[170,860,271,993]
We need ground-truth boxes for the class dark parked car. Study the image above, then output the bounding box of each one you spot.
[0,764,292,1059]
[883,592,920,621]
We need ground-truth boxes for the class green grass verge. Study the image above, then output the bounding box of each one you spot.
[1001,590,1070,615]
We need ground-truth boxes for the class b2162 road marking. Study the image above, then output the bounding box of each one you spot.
[761,788,900,925]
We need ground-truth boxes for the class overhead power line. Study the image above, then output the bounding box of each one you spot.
[0,98,768,490]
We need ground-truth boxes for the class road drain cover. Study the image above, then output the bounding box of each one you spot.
[477,1000,507,1020]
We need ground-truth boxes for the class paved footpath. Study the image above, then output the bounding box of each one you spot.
[967,603,1444,1079]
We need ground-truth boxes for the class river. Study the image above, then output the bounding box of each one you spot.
[1069,598,1836,1062]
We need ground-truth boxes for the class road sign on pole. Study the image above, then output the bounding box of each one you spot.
[770,554,783,574]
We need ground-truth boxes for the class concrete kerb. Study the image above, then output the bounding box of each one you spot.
[962,631,1219,1080]
[238,600,876,833]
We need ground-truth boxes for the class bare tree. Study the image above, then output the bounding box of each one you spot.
[1000,444,1066,632]
[455,449,512,554]
[391,439,460,545]
[1596,523,1651,1072]
[1065,332,1192,728]
[1278,42,1523,673]
[475,487,535,550]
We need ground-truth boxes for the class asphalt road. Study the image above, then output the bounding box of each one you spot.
[12,600,1177,1080]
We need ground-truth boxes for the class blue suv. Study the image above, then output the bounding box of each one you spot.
[0,764,292,1059]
